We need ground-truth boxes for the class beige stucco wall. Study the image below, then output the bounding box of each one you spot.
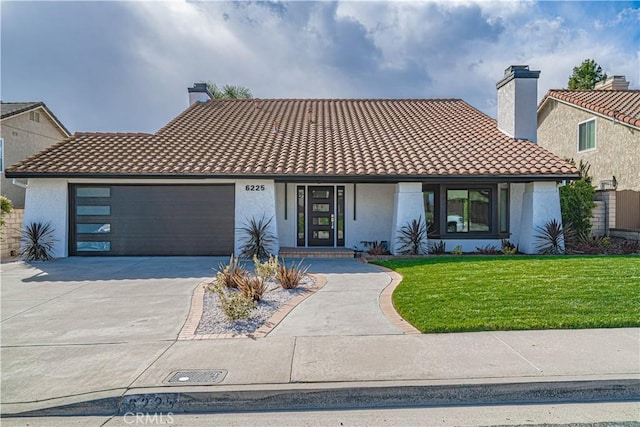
[1,108,68,207]
[538,99,640,191]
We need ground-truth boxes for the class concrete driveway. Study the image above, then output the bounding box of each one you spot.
[0,257,221,404]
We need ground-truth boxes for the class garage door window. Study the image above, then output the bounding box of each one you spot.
[77,206,111,215]
[77,187,110,198]
[77,223,111,234]
[76,242,111,252]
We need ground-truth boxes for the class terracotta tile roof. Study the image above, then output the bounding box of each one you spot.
[6,99,578,179]
[540,90,640,128]
[1,101,71,136]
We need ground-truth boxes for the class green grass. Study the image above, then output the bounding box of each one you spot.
[374,256,640,333]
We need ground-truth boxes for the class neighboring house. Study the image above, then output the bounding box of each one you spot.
[1,102,70,259]
[1,102,71,207]
[6,66,579,257]
[537,76,640,233]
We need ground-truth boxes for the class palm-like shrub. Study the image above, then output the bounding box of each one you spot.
[20,221,56,261]
[215,254,247,288]
[238,216,276,260]
[535,219,574,255]
[276,258,309,289]
[397,217,427,255]
[237,276,270,302]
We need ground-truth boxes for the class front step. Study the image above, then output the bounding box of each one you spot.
[278,247,355,259]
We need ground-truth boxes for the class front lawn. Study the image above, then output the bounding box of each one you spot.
[374,256,640,333]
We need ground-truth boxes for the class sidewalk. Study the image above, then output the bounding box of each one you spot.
[1,258,638,416]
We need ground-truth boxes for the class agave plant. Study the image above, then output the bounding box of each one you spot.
[20,221,56,261]
[397,216,427,255]
[238,215,276,260]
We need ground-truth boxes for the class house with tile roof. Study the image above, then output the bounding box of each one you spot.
[537,77,640,233]
[1,102,70,259]
[5,66,579,257]
[1,102,70,207]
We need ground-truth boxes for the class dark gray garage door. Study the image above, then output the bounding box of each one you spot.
[70,185,234,256]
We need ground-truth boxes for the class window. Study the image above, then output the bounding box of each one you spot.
[578,119,596,151]
[297,186,305,246]
[77,187,110,198]
[424,184,509,237]
[423,187,438,235]
[447,189,490,233]
[0,138,4,172]
[77,206,110,216]
[29,111,40,123]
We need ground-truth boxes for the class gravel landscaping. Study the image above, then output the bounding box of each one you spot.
[196,276,315,335]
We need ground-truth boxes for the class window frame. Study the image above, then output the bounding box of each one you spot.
[423,183,510,239]
[0,137,4,172]
[577,118,596,152]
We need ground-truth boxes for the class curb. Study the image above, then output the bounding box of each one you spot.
[3,379,638,417]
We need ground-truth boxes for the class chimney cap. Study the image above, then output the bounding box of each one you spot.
[496,65,541,89]
[188,82,213,96]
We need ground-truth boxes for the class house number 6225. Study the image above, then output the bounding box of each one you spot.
[245,185,265,191]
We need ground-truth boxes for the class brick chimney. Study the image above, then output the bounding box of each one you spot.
[594,76,630,90]
[188,83,213,105]
[496,65,541,143]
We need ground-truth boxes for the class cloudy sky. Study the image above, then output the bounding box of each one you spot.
[2,1,639,134]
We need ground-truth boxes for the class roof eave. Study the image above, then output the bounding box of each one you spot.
[4,171,581,182]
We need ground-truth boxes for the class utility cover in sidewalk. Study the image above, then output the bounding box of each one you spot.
[164,369,227,385]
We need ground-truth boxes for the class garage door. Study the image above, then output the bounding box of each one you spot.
[70,185,235,256]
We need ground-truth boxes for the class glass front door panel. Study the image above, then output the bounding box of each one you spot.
[312,203,330,212]
[308,186,335,246]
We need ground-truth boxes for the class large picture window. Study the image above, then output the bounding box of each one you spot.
[424,184,509,237]
[446,189,490,233]
[578,119,596,152]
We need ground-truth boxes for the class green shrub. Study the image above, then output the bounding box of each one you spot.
[276,258,309,289]
[208,281,256,321]
[560,160,596,235]
[501,239,518,255]
[0,195,13,228]
[253,254,278,281]
[451,245,463,255]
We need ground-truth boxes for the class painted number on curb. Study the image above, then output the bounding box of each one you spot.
[245,185,266,191]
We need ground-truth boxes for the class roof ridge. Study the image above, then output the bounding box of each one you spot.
[73,131,154,137]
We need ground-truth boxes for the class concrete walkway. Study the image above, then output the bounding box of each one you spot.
[1,257,638,417]
[269,259,402,336]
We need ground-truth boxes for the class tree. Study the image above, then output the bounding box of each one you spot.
[568,59,607,90]
[206,82,252,99]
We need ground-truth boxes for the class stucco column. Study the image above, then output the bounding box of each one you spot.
[234,180,279,257]
[518,181,563,254]
[390,182,426,255]
[23,178,69,258]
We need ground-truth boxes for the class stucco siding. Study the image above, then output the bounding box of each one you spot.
[1,108,68,207]
[538,99,640,191]
[23,178,69,258]
[347,184,395,250]
[234,180,279,256]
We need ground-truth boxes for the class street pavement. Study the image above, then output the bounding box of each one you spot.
[0,257,638,419]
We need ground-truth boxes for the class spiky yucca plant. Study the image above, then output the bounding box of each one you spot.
[397,217,427,255]
[534,219,573,255]
[20,221,56,261]
[238,216,276,260]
